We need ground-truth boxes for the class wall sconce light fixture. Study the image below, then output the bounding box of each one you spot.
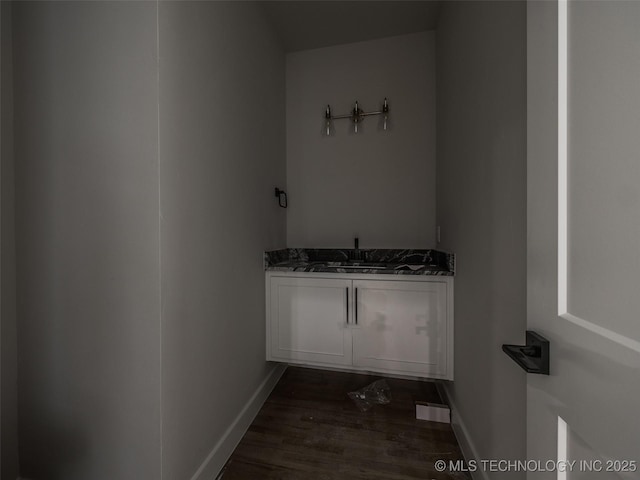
[323,98,390,135]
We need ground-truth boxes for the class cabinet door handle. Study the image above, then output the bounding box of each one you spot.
[346,287,349,324]
[355,288,358,325]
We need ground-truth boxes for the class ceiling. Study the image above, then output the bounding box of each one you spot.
[260,1,441,53]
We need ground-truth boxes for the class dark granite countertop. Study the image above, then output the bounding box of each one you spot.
[264,248,455,276]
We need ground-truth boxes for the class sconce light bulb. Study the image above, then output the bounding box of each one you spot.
[352,100,361,133]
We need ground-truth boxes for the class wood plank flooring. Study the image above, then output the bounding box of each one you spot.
[220,366,470,480]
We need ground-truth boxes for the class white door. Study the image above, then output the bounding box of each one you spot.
[527,1,640,478]
[351,279,451,379]
[268,276,353,367]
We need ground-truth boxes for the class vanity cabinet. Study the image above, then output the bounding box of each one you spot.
[267,276,353,367]
[351,280,449,378]
[266,273,453,380]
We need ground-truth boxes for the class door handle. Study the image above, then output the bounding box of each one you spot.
[346,287,349,324]
[502,331,550,375]
[355,288,358,325]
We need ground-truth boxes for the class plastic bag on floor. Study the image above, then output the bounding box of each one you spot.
[348,379,391,411]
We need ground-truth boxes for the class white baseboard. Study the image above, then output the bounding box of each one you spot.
[437,383,489,480]
[190,364,287,480]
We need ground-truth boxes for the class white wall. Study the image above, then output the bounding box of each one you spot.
[286,32,436,248]
[1,2,19,478]
[13,3,161,478]
[8,2,285,479]
[436,1,527,475]
[158,2,286,479]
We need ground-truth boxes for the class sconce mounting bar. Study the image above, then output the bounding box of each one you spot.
[330,110,385,120]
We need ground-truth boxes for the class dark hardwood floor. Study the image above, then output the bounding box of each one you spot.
[220,366,470,480]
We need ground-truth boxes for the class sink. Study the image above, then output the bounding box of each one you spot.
[309,261,389,269]
[305,260,442,272]
[339,264,387,270]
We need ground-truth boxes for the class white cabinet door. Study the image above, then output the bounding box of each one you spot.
[268,276,353,366]
[351,279,451,379]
